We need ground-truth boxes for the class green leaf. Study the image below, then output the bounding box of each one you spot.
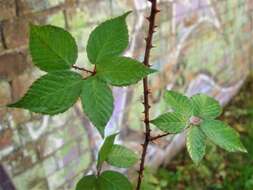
[8,71,82,115]
[106,145,138,168]
[186,126,206,164]
[30,25,77,72]
[151,112,188,133]
[87,12,131,64]
[97,133,118,168]
[191,94,222,119]
[164,91,192,117]
[76,175,97,190]
[200,120,247,152]
[81,77,114,137]
[97,57,156,86]
[98,171,132,190]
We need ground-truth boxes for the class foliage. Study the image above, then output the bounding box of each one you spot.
[8,12,155,138]
[151,91,246,164]
[7,7,247,190]
[76,171,132,190]
[143,74,253,190]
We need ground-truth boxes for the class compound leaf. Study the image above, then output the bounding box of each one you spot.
[81,77,114,137]
[97,56,156,86]
[151,112,188,133]
[8,71,82,115]
[98,171,132,190]
[106,145,138,168]
[191,94,222,119]
[76,175,97,190]
[201,120,247,152]
[187,126,206,164]
[97,133,118,168]
[164,91,192,117]
[30,25,77,72]
[87,12,130,64]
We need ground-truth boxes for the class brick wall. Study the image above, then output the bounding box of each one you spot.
[0,0,253,190]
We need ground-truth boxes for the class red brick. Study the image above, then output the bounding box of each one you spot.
[65,0,76,6]
[17,0,66,15]
[2,18,30,49]
[0,128,13,150]
[10,67,38,101]
[0,23,4,51]
[0,0,16,21]
[17,0,49,15]
[10,109,31,124]
[0,80,11,118]
[0,51,27,81]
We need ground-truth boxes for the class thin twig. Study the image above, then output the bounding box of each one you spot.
[72,65,94,74]
[150,132,171,141]
[136,1,159,189]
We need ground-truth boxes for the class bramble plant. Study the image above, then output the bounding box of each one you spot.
[7,0,247,189]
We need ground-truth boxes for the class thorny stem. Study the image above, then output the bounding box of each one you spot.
[72,65,94,74]
[136,0,159,189]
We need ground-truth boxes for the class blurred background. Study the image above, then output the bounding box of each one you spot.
[0,0,252,189]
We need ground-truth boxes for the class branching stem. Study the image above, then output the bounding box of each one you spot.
[136,0,159,189]
[150,132,171,141]
[72,65,94,74]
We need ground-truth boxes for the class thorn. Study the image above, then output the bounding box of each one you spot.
[154,25,158,28]
[146,16,151,22]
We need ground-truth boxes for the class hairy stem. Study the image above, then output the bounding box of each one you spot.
[136,1,159,189]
